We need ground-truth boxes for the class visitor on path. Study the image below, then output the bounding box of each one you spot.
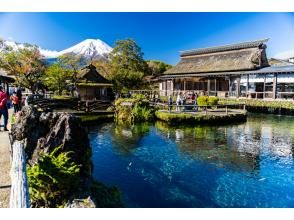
[191,92,197,112]
[24,94,29,106]
[16,86,22,110]
[0,85,9,131]
[176,94,182,112]
[182,94,187,111]
[168,94,173,112]
[10,92,19,114]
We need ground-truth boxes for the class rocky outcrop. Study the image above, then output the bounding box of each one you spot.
[11,106,91,177]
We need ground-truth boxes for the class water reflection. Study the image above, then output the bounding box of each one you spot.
[89,113,294,207]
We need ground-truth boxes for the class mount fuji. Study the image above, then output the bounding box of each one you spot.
[0,38,113,61]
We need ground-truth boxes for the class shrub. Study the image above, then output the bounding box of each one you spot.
[131,93,145,100]
[208,96,219,106]
[197,96,209,106]
[27,145,81,207]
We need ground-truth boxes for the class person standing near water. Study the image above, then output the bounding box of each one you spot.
[10,92,19,114]
[16,86,22,110]
[0,85,9,131]
[176,93,181,112]
[168,94,173,112]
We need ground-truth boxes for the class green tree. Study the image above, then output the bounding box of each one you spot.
[43,62,71,95]
[147,60,172,76]
[0,46,45,93]
[109,39,149,92]
[58,53,86,84]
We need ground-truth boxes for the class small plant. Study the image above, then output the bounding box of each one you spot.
[27,145,81,207]
[208,96,219,106]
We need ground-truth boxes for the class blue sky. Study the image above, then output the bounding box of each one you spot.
[0,13,294,64]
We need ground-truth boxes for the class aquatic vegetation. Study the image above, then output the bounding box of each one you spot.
[115,97,155,123]
[155,111,246,125]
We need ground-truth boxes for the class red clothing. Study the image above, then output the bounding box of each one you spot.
[0,90,7,110]
[10,95,19,105]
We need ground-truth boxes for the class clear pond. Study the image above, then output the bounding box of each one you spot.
[89,114,294,207]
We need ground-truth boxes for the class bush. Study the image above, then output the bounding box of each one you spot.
[197,96,209,106]
[131,93,145,100]
[27,145,81,207]
[208,96,219,106]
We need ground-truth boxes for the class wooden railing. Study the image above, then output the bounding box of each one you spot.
[9,140,30,208]
[153,102,246,115]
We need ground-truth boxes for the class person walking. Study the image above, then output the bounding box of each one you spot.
[10,92,19,114]
[191,92,197,111]
[168,94,173,112]
[176,93,181,112]
[16,86,22,110]
[182,93,187,111]
[0,85,9,131]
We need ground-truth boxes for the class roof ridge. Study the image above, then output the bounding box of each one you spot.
[180,38,269,56]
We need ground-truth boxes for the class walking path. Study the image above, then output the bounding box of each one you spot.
[0,109,13,208]
[0,131,11,208]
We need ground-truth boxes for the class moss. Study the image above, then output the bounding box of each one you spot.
[155,111,246,125]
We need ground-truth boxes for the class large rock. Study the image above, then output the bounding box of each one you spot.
[11,106,91,177]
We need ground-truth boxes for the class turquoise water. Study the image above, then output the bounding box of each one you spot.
[89,114,294,207]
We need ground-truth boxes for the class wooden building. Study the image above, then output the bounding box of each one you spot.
[159,39,294,99]
[0,70,15,95]
[76,64,113,101]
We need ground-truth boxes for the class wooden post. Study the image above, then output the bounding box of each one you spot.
[273,73,277,99]
[236,77,241,98]
[10,141,30,208]
[207,79,211,96]
[263,74,266,99]
[246,74,249,98]
[214,78,217,96]
[183,78,186,92]
[228,77,232,96]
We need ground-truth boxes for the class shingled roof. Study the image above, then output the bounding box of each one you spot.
[164,39,269,75]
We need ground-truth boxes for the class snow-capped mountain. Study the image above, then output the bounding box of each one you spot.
[57,39,112,60]
[0,38,113,61]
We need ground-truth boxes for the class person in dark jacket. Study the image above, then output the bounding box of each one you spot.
[0,85,9,131]
[16,86,22,110]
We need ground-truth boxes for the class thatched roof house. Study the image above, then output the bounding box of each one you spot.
[165,39,269,76]
[159,39,294,100]
[76,64,113,101]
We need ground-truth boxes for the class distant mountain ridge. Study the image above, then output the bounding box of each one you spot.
[0,38,113,61]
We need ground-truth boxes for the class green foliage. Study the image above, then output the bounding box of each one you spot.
[155,111,246,125]
[43,62,72,95]
[208,96,219,106]
[131,93,145,100]
[27,145,81,207]
[109,39,149,92]
[219,98,294,110]
[115,97,155,123]
[197,96,209,106]
[196,96,219,106]
[147,60,173,76]
[0,47,45,93]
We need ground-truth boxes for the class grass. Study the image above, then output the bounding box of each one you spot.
[219,98,294,110]
[155,111,246,125]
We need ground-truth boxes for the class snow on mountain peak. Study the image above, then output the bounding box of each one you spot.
[1,38,113,60]
[58,39,113,59]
